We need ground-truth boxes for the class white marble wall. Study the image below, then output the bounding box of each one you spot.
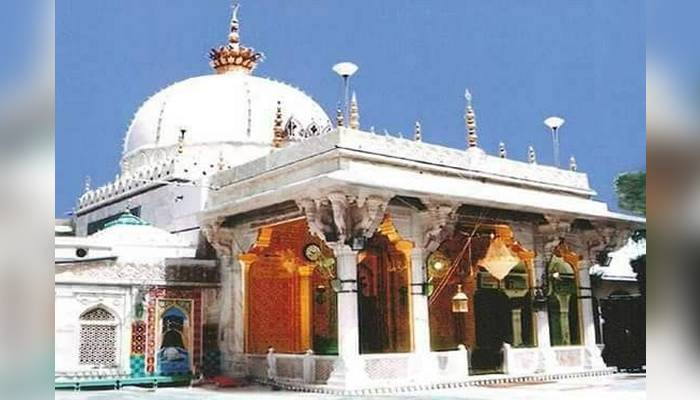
[75,183,205,246]
[54,284,134,375]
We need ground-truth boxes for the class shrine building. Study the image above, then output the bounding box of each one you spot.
[55,4,644,394]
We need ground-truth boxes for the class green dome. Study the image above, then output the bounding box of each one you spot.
[104,211,149,228]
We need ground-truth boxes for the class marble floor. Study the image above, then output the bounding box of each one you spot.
[55,372,646,400]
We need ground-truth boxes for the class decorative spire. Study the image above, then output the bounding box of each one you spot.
[569,155,577,171]
[414,121,422,142]
[528,145,537,164]
[465,89,478,148]
[218,151,226,171]
[83,176,91,193]
[208,3,264,74]
[177,127,186,154]
[349,91,360,129]
[272,101,285,148]
[335,103,345,127]
[498,141,507,158]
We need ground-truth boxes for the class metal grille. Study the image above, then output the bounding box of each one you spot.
[79,324,117,366]
[79,307,117,367]
[81,307,115,321]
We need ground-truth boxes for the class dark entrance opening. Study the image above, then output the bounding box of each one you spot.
[470,287,509,374]
[600,293,645,371]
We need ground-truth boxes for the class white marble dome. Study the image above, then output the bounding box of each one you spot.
[122,71,332,163]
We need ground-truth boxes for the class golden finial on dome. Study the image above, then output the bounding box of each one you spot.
[229,3,240,44]
[208,3,264,74]
[465,89,478,148]
[272,101,285,148]
[349,91,360,130]
[414,121,422,142]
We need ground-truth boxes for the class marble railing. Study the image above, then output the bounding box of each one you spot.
[503,344,540,375]
[247,347,470,386]
[246,352,337,384]
[55,368,130,381]
[553,345,585,370]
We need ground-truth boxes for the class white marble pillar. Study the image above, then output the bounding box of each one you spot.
[217,255,237,374]
[534,247,557,373]
[408,247,441,382]
[578,264,606,369]
[219,255,254,377]
[229,253,255,376]
[410,247,432,354]
[327,244,366,388]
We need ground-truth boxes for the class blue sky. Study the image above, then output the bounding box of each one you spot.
[56,0,645,217]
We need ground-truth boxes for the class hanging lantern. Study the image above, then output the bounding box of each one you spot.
[451,284,469,313]
[478,236,521,281]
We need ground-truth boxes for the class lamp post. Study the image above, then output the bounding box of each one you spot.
[544,116,565,167]
[332,62,359,123]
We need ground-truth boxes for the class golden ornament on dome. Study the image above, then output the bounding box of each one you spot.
[208,4,264,74]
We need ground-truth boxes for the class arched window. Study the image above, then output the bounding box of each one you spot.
[547,256,582,346]
[157,306,191,376]
[79,307,118,367]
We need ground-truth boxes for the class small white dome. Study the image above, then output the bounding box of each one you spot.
[123,72,332,161]
[89,211,195,260]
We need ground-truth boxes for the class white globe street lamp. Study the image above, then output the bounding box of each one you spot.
[544,116,565,167]
[332,62,359,123]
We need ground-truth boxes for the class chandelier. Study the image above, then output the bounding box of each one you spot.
[478,236,521,280]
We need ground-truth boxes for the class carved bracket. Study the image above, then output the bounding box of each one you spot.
[581,222,633,263]
[296,193,390,245]
[422,203,458,254]
[202,217,256,258]
[538,215,574,256]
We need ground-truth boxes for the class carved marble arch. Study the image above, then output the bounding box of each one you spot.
[552,241,582,271]
[306,122,320,138]
[242,218,338,355]
[426,223,536,354]
[284,117,302,141]
[357,214,413,354]
[80,305,118,323]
